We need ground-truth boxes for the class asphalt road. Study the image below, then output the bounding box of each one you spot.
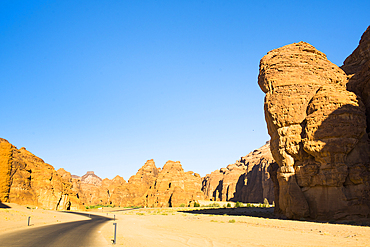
[0,212,113,247]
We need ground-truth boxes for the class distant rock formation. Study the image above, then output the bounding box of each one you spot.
[81,171,102,186]
[124,159,160,206]
[1,137,266,210]
[100,175,127,206]
[146,160,204,207]
[0,138,81,210]
[202,142,274,204]
[76,171,105,206]
[258,26,370,220]
[74,159,204,208]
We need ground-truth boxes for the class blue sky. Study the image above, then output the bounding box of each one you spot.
[1,1,369,180]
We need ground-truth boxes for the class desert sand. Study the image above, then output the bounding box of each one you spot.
[1,203,370,246]
[98,207,370,247]
[0,203,88,233]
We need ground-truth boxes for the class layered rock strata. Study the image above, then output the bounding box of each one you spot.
[202,142,274,204]
[258,26,370,220]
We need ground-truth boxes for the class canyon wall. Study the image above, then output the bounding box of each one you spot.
[258,26,370,220]
[0,138,81,210]
[202,142,275,204]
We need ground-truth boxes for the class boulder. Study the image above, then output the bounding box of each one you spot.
[258,26,370,220]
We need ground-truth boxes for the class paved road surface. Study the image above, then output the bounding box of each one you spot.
[0,212,113,247]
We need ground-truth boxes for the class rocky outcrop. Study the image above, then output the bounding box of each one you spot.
[0,139,14,203]
[75,159,203,208]
[76,171,105,206]
[101,175,127,206]
[342,26,370,133]
[146,160,204,207]
[258,26,370,220]
[81,171,102,186]
[0,138,215,210]
[202,142,274,204]
[124,159,160,207]
[0,138,81,210]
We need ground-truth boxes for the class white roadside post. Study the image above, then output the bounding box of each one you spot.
[113,223,117,244]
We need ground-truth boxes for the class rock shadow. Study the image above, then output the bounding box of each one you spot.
[180,207,370,226]
[0,200,11,208]
[297,102,370,222]
[229,173,245,202]
[230,164,274,204]
[180,207,276,219]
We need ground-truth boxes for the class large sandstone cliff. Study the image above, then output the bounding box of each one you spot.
[0,138,81,210]
[259,26,370,220]
[202,142,274,204]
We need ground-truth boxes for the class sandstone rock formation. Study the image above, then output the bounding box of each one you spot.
[75,159,204,208]
[73,171,128,207]
[342,26,370,132]
[101,175,127,206]
[124,159,160,207]
[0,139,13,203]
[259,26,370,220]
[202,142,274,204]
[146,160,204,207]
[0,138,81,210]
[76,171,105,206]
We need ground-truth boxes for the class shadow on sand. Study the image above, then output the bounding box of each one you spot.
[180,207,276,218]
[0,200,11,209]
[180,207,370,227]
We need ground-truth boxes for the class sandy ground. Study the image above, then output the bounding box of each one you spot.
[1,203,370,246]
[99,207,370,247]
[0,203,88,233]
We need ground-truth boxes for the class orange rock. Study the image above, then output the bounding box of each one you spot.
[0,139,16,202]
[0,138,82,210]
[202,142,275,204]
[259,26,370,220]
[146,160,204,207]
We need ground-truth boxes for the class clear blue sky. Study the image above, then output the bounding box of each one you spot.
[1,1,369,180]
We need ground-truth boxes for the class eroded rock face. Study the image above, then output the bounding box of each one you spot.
[77,171,105,206]
[0,138,81,210]
[122,159,159,207]
[146,160,204,207]
[0,139,14,203]
[202,142,275,204]
[259,27,370,220]
[342,26,370,134]
[101,175,127,206]
[74,159,204,208]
